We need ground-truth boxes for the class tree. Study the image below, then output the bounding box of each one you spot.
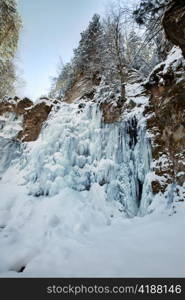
[49,14,104,99]
[73,14,103,78]
[133,0,171,25]
[0,60,16,97]
[49,62,75,99]
[102,8,127,100]
[133,0,172,61]
[0,0,21,98]
[49,2,163,102]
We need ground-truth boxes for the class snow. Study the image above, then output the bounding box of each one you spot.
[34,98,53,107]
[145,46,184,86]
[0,178,184,277]
[163,46,183,74]
[0,112,23,139]
[0,80,184,277]
[126,82,148,105]
[124,80,149,116]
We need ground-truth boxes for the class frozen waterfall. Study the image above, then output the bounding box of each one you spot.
[22,101,153,217]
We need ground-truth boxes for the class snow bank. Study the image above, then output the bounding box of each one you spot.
[0,180,184,277]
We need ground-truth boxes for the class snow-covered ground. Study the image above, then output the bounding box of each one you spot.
[0,76,184,277]
[0,177,184,277]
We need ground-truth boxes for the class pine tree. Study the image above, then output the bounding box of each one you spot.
[0,0,21,98]
[49,15,104,99]
[133,0,173,62]
[73,14,103,78]
[102,10,127,100]
[125,30,157,76]
[133,0,171,25]
[49,62,75,99]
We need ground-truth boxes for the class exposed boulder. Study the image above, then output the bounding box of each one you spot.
[163,0,185,58]
[17,101,52,142]
[100,102,122,123]
[16,98,33,114]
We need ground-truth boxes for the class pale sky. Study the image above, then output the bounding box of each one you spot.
[17,0,108,100]
[17,0,137,100]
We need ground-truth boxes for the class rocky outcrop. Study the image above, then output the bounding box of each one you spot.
[64,73,100,103]
[63,71,123,124]
[0,97,53,142]
[0,97,33,116]
[163,0,185,58]
[100,101,123,123]
[17,101,52,142]
[144,47,185,198]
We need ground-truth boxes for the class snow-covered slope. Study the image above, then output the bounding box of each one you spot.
[0,79,184,277]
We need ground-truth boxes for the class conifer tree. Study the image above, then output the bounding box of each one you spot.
[0,0,21,98]
[73,14,103,78]
[133,0,172,61]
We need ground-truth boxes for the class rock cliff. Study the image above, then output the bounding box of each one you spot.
[144,47,185,200]
[163,0,185,58]
[0,97,53,142]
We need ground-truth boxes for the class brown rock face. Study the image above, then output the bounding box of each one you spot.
[64,73,99,104]
[17,102,52,142]
[16,98,33,114]
[0,97,53,142]
[0,97,33,117]
[100,102,122,123]
[163,0,185,58]
[144,50,185,196]
[63,72,123,124]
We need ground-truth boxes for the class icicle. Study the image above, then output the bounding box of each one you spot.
[19,100,153,216]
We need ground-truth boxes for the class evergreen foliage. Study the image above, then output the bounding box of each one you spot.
[0,0,21,98]
[49,1,174,100]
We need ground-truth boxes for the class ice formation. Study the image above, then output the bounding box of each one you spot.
[17,97,152,217]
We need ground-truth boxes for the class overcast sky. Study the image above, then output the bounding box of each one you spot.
[17,0,137,100]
